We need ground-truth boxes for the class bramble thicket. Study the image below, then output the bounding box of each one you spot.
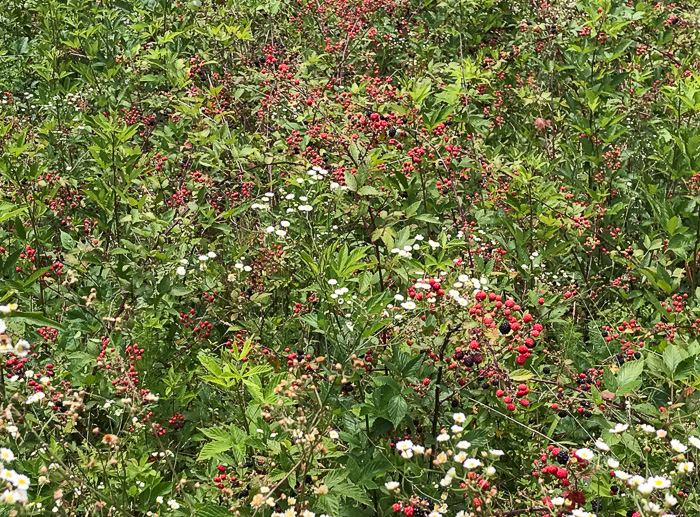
[0,0,700,516]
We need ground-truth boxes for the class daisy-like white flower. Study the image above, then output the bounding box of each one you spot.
[490,449,504,457]
[436,432,450,442]
[0,449,15,462]
[328,430,339,439]
[384,481,399,491]
[629,475,645,486]
[453,412,466,423]
[656,429,668,438]
[450,425,463,433]
[648,476,671,489]
[551,497,565,506]
[454,451,468,463]
[176,266,186,276]
[298,204,313,212]
[456,440,471,449]
[607,457,619,468]
[395,440,414,459]
[428,240,440,249]
[207,251,217,258]
[610,423,629,434]
[574,448,594,461]
[463,458,482,469]
[640,424,656,434]
[665,493,678,507]
[637,483,654,495]
[275,229,287,237]
[168,499,180,509]
[677,461,694,473]
[14,474,30,490]
[614,470,630,480]
[485,465,497,477]
[198,254,208,262]
[401,301,416,310]
[688,436,700,449]
[411,444,425,455]
[571,509,596,517]
[670,439,687,453]
[594,440,610,451]
[439,474,453,487]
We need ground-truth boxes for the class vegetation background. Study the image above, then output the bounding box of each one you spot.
[0,0,700,515]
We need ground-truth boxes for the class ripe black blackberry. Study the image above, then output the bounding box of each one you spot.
[542,366,551,374]
[558,410,567,418]
[556,450,569,464]
[499,321,512,335]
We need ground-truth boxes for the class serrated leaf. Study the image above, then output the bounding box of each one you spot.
[386,395,407,428]
[616,359,644,389]
[509,369,534,381]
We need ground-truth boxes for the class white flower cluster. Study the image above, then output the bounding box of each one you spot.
[0,448,30,504]
[0,306,31,358]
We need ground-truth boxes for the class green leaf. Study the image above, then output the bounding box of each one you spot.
[510,369,534,381]
[616,359,644,388]
[663,346,687,377]
[9,312,64,331]
[60,231,76,250]
[386,395,407,427]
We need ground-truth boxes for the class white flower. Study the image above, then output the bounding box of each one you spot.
[0,449,15,462]
[329,430,339,439]
[490,449,504,457]
[428,240,440,249]
[451,425,463,433]
[677,461,694,473]
[670,439,687,453]
[266,226,276,233]
[436,432,450,442]
[198,254,209,262]
[330,182,340,190]
[614,470,630,480]
[458,274,469,282]
[396,440,414,459]
[14,475,30,489]
[665,493,677,507]
[456,440,471,449]
[551,497,565,506]
[637,483,654,495]
[485,465,496,477]
[610,423,629,434]
[176,266,186,276]
[453,412,466,423]
[411,444,425,455]
[463,458,482,469]
[454,452,467,463]
[688,436,700,449]
[607,458,619,468]
[207,251,217,258]
[298,204,313,212]
[0,319,5,334]
[275,229,287,237]
[385,481,399,491]
[656,429,668,438]
[575,448,594,461]
[156,496,164,504]
[648,476,671,489]
[401,301,416,310]
[439,475,453,487]
[594,440,610,451]
[640,424,656,434]
[167,499,180,509]
[629,475,645,486]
